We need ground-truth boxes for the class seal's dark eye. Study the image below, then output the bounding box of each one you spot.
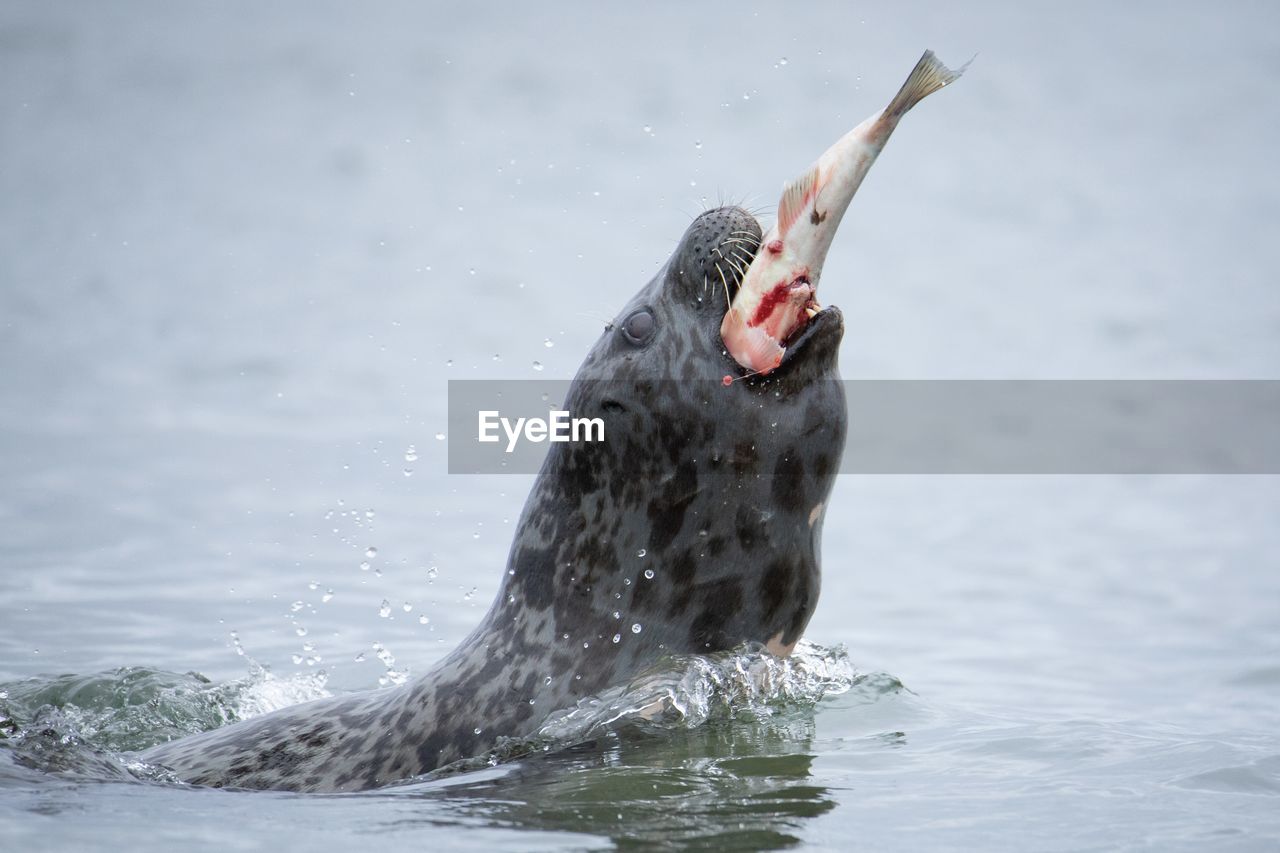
[621,309,655,345]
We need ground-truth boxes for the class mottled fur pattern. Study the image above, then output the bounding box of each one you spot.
[138,207,847,791]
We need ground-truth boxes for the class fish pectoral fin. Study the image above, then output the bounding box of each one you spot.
[884,49,968,119]
[777,164,821,239]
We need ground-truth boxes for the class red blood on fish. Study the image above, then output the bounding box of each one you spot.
[750,282,791,327]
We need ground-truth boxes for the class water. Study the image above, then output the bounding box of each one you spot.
[2,1,1279,850]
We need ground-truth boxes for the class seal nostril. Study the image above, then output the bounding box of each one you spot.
[602,400,626,414]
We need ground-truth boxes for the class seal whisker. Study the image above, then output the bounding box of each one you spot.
[715,260,733,308]
[723,255,749,280]
[728,247,755,272]
[576,310,617,330]
[721,247,750,273]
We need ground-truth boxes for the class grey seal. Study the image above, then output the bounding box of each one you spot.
[138,205,847,791]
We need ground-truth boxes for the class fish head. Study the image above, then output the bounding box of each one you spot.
[720,230,833,376]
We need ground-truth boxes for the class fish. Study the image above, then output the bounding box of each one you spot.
[720,50,967,375]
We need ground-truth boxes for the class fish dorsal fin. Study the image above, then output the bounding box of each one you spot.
[776,164,820,238]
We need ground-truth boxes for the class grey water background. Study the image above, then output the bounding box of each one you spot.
[2,1,1278,850]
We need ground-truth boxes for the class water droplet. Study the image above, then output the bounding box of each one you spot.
[307,582,318,591]
[322,589,334,602]
[426,566,439,580]
[289,600,304,612]
[359,561,371,571]
[292,654,303,664]
[612,610,621,619]
[474,727,482,735]
[637,548,647,558]
[295,626,308,637]
[354,652,366,662]
[435,432,445,441]
[611,633,621,644]
[642,124,652,134]
[302,642,314,652]
[543,338,554,348]
[463,588,476,601]
[528,698,536,705]
[418,614,430,625]
[402,602,412,612]
[631,623,642,634]
[694,140,702,149]
[445,359,454,367]
[404,445,418,462]
[778,56,789,66]
[532,361,544,372]
[644,569,655,580]
[561,632,570,640]
[378,600,392,618]
[365,546,378,559]
[507,594,516,604]
[544,676,552,685]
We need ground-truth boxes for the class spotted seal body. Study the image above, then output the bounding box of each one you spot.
[138,206,847,791]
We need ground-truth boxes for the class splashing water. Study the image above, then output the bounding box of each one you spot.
[421,641,884,780]
[0,664,331,783]
[536,641,869,743]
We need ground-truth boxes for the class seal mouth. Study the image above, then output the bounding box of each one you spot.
[776,304,838,369]
[773,306,824,358]
[779,291,821,348]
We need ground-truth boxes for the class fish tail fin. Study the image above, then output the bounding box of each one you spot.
[884,50,968,119]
